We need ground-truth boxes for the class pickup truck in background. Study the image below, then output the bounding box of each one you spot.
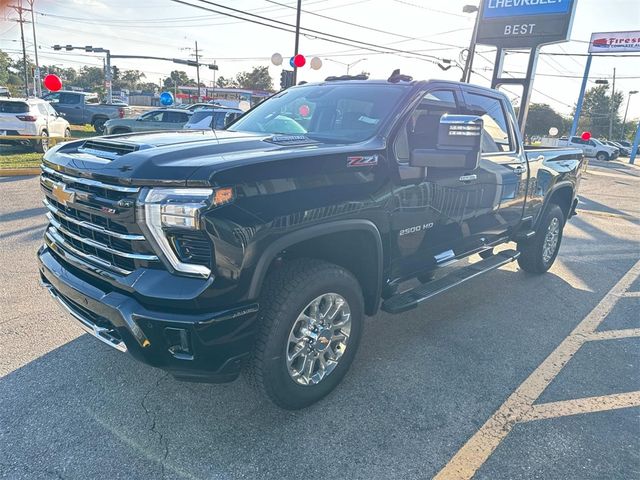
[38,75,583,409]
[42,90,131,134]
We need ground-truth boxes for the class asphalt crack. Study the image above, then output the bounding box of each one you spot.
[140,373,170,479]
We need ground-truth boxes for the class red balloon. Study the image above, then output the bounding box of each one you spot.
[43,74,62,92]
[293,54,306,68]
[581,131,591,141]
[299,104,310,117]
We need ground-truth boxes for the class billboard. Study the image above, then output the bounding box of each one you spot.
[589,31,640,53]
[476,0,578,48]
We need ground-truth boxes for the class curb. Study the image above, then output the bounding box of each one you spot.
[0,168,41,177]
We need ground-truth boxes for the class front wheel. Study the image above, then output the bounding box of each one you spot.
[517,204,565,274]
[596,151,609,162]
[247,259,364,410]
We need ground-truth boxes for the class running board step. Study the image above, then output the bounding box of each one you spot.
[381,249,521,314]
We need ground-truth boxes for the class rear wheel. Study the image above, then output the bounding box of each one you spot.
[517,204,564,274]
[247,259,364,410]
[34,130,49,153]
[596,151,609,161]
[64,128,71,139]
[92,117,107,135]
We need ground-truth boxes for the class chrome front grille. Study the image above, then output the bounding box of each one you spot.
[41,165,159,275]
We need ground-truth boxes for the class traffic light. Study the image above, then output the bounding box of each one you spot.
[112,65,120,79]
[280,69,294,89]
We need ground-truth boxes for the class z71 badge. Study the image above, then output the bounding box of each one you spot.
[347,155,378,167]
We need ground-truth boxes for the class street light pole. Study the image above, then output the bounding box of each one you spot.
[608,67,616,139]
[621,90,638,139]
[195,41,201,102]
[461,2,482,83]
[28,0,41,96]
[292,0,302,85]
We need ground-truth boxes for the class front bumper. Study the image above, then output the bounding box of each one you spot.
[38,246,259,383]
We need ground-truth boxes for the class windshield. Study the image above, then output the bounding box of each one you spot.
[228,84,408,143]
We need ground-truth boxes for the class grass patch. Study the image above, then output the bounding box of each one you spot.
[0,125,98,169]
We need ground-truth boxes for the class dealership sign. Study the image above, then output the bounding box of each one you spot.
[589,31,640,53]
[476,0,578,48]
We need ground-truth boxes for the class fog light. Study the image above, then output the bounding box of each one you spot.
[165,327,193,360]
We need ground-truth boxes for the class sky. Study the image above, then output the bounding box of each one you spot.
[1,0,639,121]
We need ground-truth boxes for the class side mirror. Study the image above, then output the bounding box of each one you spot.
[58,112,66,118]
[410,114,483,170]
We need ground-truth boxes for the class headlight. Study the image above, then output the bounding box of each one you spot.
[137,187,233,277]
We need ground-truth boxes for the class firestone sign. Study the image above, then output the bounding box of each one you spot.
[476,0,577,48]
[589,31,640,53]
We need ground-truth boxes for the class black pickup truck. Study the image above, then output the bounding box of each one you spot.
[38,76,583,409]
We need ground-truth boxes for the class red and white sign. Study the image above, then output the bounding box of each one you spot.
[589,31,640,53]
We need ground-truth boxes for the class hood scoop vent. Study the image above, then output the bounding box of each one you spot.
[264,135,318,146]
[77,139,140,161]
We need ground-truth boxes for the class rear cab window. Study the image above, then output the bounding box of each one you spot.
[464,92,514,154]
[0,101,29,114]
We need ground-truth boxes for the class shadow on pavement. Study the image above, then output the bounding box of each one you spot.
[0,206,46,223]
[1,262,630,480]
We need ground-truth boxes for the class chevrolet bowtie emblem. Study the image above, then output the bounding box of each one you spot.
[51,182,75,207]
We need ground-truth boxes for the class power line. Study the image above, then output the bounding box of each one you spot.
[263,0,468,49]
[168,0,449,64]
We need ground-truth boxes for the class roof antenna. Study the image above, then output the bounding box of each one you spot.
[388,69,413,83]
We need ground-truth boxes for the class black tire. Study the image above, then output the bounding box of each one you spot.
[247,259,364,410]
[34,130,49,153]
[64,128,71,139]
[596,151,609,162]
[517,204,564,274]
[92,117,107,135]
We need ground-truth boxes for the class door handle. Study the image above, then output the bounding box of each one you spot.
[512,165,527,175]
[459,174,477,183]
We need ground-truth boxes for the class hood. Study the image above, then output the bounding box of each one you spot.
[42,129,375,187]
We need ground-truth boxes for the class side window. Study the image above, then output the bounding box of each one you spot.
[45,103,58,116]
[141,111,164,122]
[395,89,460,163]
[588,140,596,147]
[571,137,584,145]
[85,96,99,105]
[59,93,81,105]
[37,104,49,116]
[465,93,513,153]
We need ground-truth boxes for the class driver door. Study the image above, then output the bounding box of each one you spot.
[136,111,165,131]
[389,87,478,279]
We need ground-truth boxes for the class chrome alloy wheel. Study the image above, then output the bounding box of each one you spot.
[286,293,351,386]
[542,217,560,264]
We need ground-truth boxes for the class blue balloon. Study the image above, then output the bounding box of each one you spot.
[159,91,174,106]
[289,56,295,68]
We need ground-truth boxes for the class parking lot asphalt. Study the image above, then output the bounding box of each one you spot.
[1,159,639,480]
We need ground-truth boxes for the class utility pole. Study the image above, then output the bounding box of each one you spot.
[195,41,201,102]
[10,2,30,97]
[28,0,41,96]
[608,67,616,140]
[292,0,302,85]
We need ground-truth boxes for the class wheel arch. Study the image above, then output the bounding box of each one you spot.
[539,182,575,227]
[248,220,384,316]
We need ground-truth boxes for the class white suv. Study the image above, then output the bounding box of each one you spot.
[0,98,70,153]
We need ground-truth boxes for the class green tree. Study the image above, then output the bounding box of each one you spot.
[114,69,146,90]
[524,103,569,137]
[235,66,273,91]
[216,75,236,88]
[575,85,623,139]
[163,70,195,89]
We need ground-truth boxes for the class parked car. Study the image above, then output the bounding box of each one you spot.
[558,136,618,161]
[42,90,130,134]
[183,107,243,130]
[615,140,632,149]
[103,108,192,135]
[0,86,11,98]
[104,98,129,107]
[180,103,225,112]
[0,98,70,152]
[606,140,630,156]
[38,77,584,409]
